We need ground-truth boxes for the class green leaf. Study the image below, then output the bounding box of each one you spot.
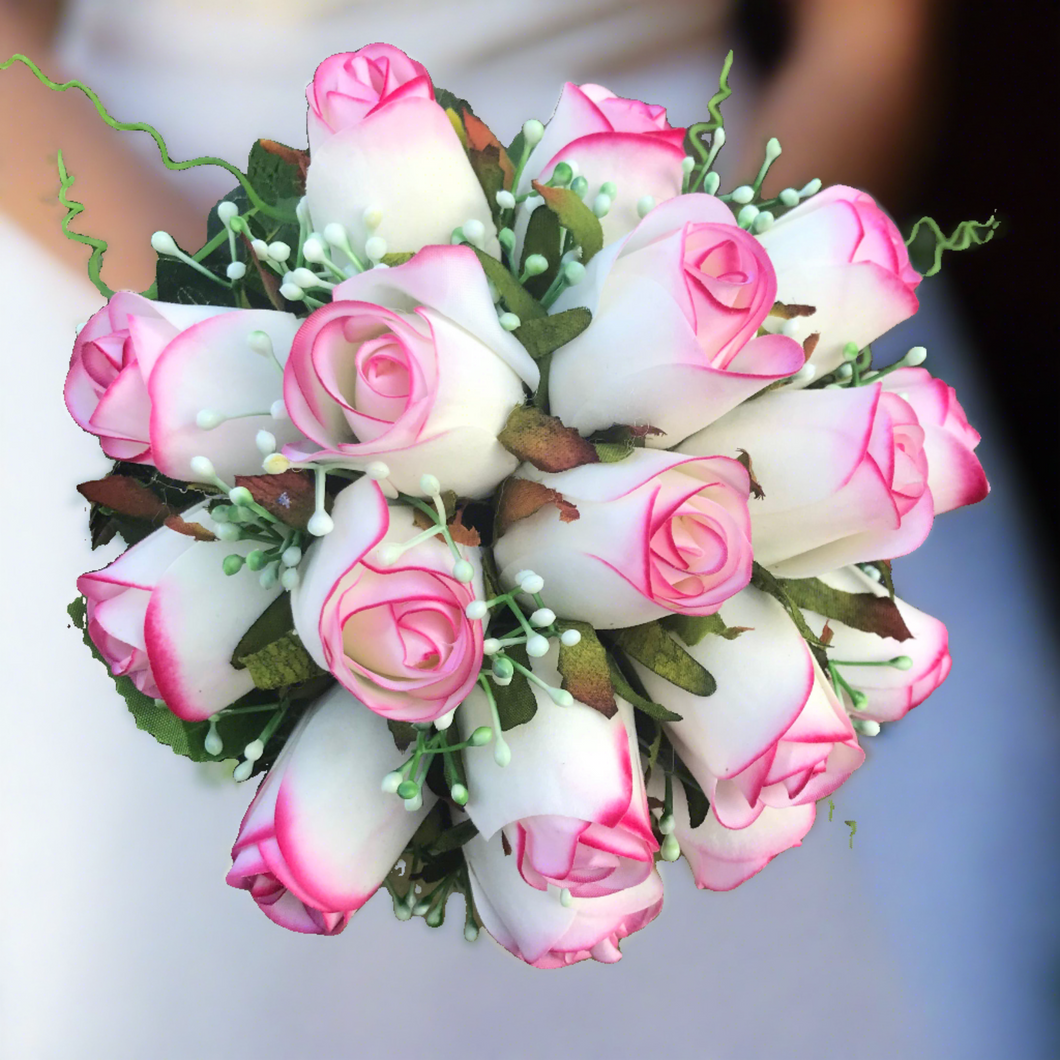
[684,780,710,830]
[873,559,896,600]
[905,215,999,277]
[531,182,604,264]
[381,252,414,267]
[388,719,417,752]
[246,139,306,206]
[606,657,683,723]
[513,307,592,361]
[611,622,716,697]
[519,204,562,297]
[238,632,326,690]
[471,247,546,321]
[750,562,827,648]
[661,612,749,647]
[493,645,537,731]
[557,621,616,716]
[430,819,479,855]
[593,442,634,463]
[498,403,599,472]
[230,594,294,669]
[777,577,913,642]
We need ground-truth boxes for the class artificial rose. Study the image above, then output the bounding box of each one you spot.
[464,829,664,968]
[681,383,934,577]
[64,292,228,463]
[291,477,484,723]
[549,194,805,441]
[650,774,815,891]
[493,450,753,629]
[304,45,499,261]
[77,505,282,720]
[632,585,864,829]
[802,567,951,724]
[283,246,537,497]
[517,81,687,245]
[881,368,988,514]
[227,683,434,935]
[459,647,656,899]
[757,185,921,374]
[65,291,305,482]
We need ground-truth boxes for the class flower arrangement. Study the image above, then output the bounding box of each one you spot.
[18,43,996,968]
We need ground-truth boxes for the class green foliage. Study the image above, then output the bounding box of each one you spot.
[750,563,827,648]
[661,612,748,647]
[238,632,325,690]
[471,247,546,321]
[230,593,294,667]
[513,307,592,361]
[492,646,538,731]
[906,215,999,277]
[520,205,562,297]
[611,622,716,697]
[532,182,604,265]
[607,656,683,723]
[778,577,913,642]
[557,622,616,716]
[497,403,599,472]
[684,780,710,830]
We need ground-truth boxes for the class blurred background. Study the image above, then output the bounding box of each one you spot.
[1,1,1057,1058]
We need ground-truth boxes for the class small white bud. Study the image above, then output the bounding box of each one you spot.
[307,511,335,537]
[291,267,319,289]
[255,430,277,455]
[232,760,254,782]
[270,399,287,420]
[228,486,254,507]
[496,189,516,210]
[522,119,545,146]
[519,573,545,595]
[600,181,617,198]
[482,638,501,656]
[751,210,774,233]
[404,793,424,812]
[548,687,575,707]
[267,241,291,262]
[452,559,475,584]
[636,195,656,218]
[150,231,179,256]
[195,409,225,430]
[247,330,273,357]
[559,887,573,908]
[530,608,556,628]
[903,346,928,366]
[799,178,822,198]
[737,204,760,228]
[279,283,305,301]
[660,833,681,861]
[226,261,246,281]
[465,600,489,621]
[262,452,291,475]
[559,628,582,647]
[251,239,270,260]
[498,312,520,331]
[781,318,802,338]
[563,261,586,286]
[779,187,799,207]
[526,634,550,658]
[323,222,348,247]
[730,185,755,205]
[381,771,403,794]
[854,718,882,737]
[681,155,695,175]
[217,201,239,225]
[703,172,721,196]
[419,473,441,497]
[215,523,241,542]
[302,235,328,263]
[281,546,302,568]
[378,542,405,567]
[493,740,512,768]
[659,813,676,835]
[365,235,387,262]
[523,254,548,276]
[363,206,384,231]
[462,219,486,248]
[280,566,300,591]
[204,726,223,757]
[243,739,265,762]
[434,709,456,731]
[790,363,816,385]
[189,455,217,480]
[365,461,391,481]
[592,193,612,218]
[259,565,279,590]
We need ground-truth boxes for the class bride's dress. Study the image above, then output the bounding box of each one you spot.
[2,4,1057,1059]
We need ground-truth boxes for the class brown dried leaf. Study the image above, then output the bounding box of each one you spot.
[449,510,481,547]
[498,404,599,473]
[819,621,835,647]
[77,476,173,522]
[496,478,579,535]
[164,515,217,542]
[462,110,515,188]
[234,471,315,529]
[770,301,816,319]
[735,449,766,500]
[258,139,310,190]
[802,332,820,362]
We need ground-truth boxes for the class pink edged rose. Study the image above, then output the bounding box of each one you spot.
[651,774,815,891]
[305,45,499,261]
[77,505,283,720]
[64,292,229,463]
[681,383,934,578]
[802,567,951,724]
[290,477,484,723]
[549,194,805,442]
[757,185,921,373]
[881,368,988,514]
[459,647,657,899]
[227,682,434,935]
[493,449,753,629]
[518,81,687,245]
[632,585,864,830]
[464,828,664,968]
[283,245,538,498]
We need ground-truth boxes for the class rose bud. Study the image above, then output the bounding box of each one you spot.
[76,505,282,720]
[516,82,687,245]
[65,291,305,482]
[464,829,664,968]
[305,45,499,262]
[757,185,921,374]
[493,450,753,629]
[549,194,805,442]
[227,683,434,935]
[290,477,484,723]
[283,246,537,498]
[459,647,657,899]
[802,566,951,724]
[649,773,815,892]
[681,383,934,578]
[632,585,864,830]
[880,368,988,514]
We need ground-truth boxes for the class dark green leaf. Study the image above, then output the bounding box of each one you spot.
[513,307,592,361]
[472,247,546,321]
[498,403,599,472]
[493,645,537,730]
[611,622,716,697]
[557,621,616,716]
[607,657,683,723]
[239,632,326,690]
[684,780,710,829]
[874,559,896,600]
[750,562,827,648]
[519,204,562,298]
[381,252,414,267]
[246,139,306,207]
[388,719,417,752]
[155,256,237,308]
[230,594,294,669]
[533,350,552,413]
[661,612,750,647]
[430,819,479,855]
[531,181,604,264]
[778,577,913,642]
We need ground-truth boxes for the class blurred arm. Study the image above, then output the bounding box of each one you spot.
[738,0,945,207]
[0,0,204,291]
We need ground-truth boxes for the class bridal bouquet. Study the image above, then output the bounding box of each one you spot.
[49,44,993,967]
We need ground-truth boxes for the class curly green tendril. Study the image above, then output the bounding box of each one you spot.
[685,50,733,194]
[55,149,114,297]
[905,215,1000,277]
